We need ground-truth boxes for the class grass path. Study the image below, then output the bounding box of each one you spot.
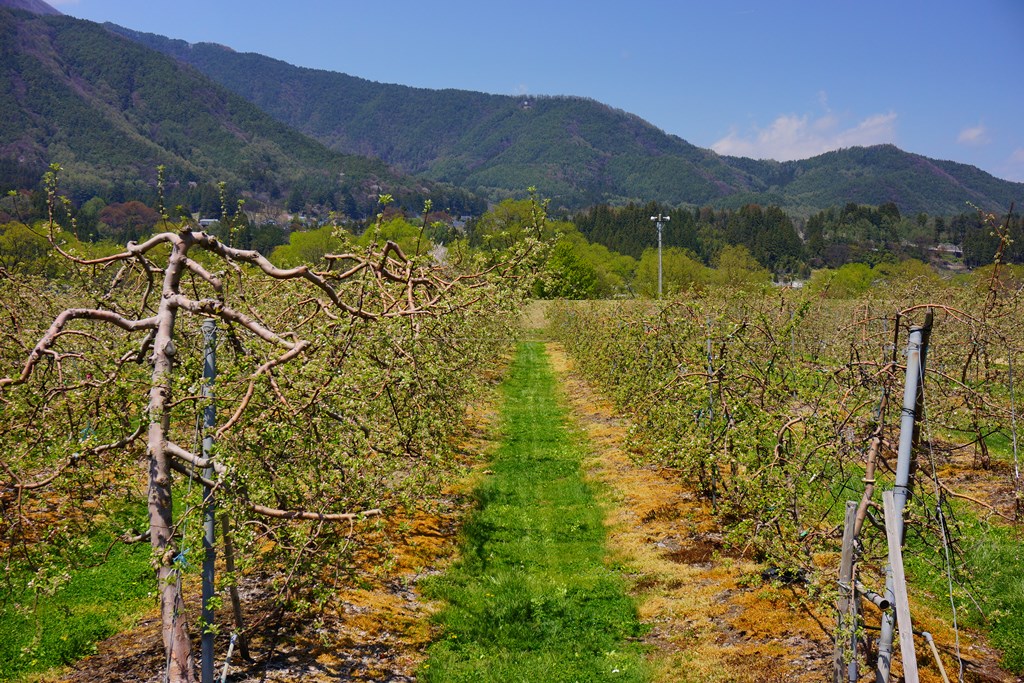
[420,341,648,682]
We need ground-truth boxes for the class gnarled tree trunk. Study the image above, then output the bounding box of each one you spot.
[147,239,194,682]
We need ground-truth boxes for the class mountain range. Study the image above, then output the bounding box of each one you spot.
[0,4,476,216]
[1,0,1021,219]
[101,25,1024,217]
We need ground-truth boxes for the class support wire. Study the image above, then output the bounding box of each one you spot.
[916,348,965,683]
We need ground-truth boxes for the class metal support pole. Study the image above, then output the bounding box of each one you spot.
[650,213,669,298]
[706,318,716,508]
[834,500,859,683]
[856,582,891,611]
[201,319,217,683]
[658,221,663,298]
[876,323,927,682]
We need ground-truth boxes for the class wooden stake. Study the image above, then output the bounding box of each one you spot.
[883,491,918,683]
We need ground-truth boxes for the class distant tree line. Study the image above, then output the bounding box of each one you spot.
[571,200,1022,276]
[3,160,1019,285]
[0,167,486,260]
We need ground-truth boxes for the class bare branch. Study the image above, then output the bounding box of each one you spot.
[249,504,382,522]
[194,235,383,319]
[2,423,145,491]
[165,441,227,475]
[216,341,311,438]
[940,484,1015,522]
[169,459,217,489]
[1,309,158,389]
[183,258,223,293]
[170,296,297,349]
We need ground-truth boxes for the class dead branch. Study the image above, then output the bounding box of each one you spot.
[940,484,1015,522]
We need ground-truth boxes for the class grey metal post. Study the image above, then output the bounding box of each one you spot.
[834,500,858,683]
[706,317,716,507]
[876,324,926,682]
[658,220,663,298]
[706,317,714,422]
[201,319,217,683]
[651,213,669,298]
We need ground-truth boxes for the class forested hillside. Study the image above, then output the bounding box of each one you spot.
[722,145,1024,217]
[0,8,479,216]
[111,26,1024,216]
[103,27,760,211]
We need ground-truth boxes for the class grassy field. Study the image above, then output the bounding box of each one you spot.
[0,526,152,681]
[904,506,1024,672]
[420,341,648,682]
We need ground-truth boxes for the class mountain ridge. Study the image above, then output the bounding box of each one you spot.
[0,8,479,216]
[102,26,782,210]
[0,4,1019,219]
[106,25,1024,216]
[0,0,59,16]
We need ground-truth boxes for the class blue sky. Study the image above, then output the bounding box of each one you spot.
[53,0,1024,183]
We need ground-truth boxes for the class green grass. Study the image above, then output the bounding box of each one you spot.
[420,341,648,682]
[965,524,1024,671]
[982,429,1018,462]
[903,506,1024,672]
[0,521,153,681]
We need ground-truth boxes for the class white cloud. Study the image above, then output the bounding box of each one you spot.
[1002,148,1024,182]
[711,111,897,161]
[957,123,990,146]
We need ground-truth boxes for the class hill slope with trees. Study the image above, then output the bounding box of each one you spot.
[112,26,1024,216]
[0,7,478,216]
[104,27,762,211]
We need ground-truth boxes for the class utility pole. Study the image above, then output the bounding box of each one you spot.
[650,213,670,298]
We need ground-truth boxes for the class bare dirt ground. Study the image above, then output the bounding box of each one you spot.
[45,506,469,683]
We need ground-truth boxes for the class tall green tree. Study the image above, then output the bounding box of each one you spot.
[534,240,598,299]
[634,246,708,296]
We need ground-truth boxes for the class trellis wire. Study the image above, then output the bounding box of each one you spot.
[918,351,965,683]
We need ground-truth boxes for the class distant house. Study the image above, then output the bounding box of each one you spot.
[198,218,220,228]
[932,243,963,258]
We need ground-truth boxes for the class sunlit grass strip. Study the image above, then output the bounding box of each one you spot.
[421,341,647,682]
[903,506,1024,673]
[0,528,152,681]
